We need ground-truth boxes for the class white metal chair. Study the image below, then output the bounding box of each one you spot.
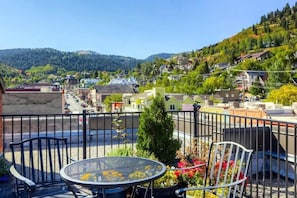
[175,141,253,198]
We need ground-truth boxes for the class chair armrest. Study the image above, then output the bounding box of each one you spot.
[10,165,36,190]
[174,163,207,171]
[175,177,247,197]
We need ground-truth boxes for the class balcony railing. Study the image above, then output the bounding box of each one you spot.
[1,107,297,197]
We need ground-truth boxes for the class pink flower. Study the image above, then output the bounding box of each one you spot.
[177,160,189,168]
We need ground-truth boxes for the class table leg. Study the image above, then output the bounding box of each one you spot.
[97,188,106,198]
[143,181,154,198]
[150,181,154,198]
[130,186,136,198]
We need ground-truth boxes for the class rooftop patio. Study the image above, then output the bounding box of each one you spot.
[1,108,297,197]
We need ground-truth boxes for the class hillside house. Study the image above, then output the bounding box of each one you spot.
[213,62,229,70]
[236,71,267,91]
[236,50,270,63]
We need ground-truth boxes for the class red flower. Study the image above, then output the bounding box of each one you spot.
[177,160,189,168]
[229,160,235,166]
[187,170,195,178]
[192,159,205,166]
[174,170,182,177]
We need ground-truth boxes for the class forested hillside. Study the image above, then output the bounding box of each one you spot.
[0,48,142,72]
[133,2,297,100]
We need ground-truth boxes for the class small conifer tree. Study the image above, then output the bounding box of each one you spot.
[136,94,181,164]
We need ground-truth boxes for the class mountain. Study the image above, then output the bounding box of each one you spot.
[145,53,176,62]
[0,48,143,72]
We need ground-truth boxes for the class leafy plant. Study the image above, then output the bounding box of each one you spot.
[107,147,134,157]
[136,93,181,165]
[0,156,9,176]
[107,146,157,160]
[142,166,179,188]
[174,140,246,197]
[112,114,129,144]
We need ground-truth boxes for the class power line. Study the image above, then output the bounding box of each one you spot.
[230,69,297,73]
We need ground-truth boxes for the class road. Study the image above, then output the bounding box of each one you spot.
[65,92,92,113]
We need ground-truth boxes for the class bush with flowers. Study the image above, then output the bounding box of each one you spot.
[173,139,247,197]
[174,157,206,187]
[174,158,246,185]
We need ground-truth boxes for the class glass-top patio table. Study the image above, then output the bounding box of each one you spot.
[60,156,167,198]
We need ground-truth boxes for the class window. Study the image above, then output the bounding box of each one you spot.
[170,104,175,110]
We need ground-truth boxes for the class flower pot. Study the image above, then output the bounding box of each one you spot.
[136,184,180,198]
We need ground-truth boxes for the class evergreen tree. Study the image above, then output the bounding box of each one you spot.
[249,76,263,96]
[266,60,291,91]
[136,94,181,164]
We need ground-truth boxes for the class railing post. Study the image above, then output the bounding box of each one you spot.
[193,103,201,137]
[82,110,87,159]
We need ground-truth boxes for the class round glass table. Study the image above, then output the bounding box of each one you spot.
[60,156,167,198]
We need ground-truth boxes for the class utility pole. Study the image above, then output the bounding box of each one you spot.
[243,78,245,102]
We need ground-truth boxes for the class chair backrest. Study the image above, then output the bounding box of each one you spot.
[204,141,253,198]
[10,137,69,186]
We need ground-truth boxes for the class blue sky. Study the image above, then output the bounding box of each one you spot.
[0,0,296,59]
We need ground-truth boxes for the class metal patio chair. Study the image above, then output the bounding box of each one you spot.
[9,137,85,198]
[175,141,253,198]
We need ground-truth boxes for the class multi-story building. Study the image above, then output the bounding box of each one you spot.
[3,83,64,115]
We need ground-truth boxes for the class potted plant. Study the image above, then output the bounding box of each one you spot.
[135,93,182,197]
[136,93,181,165]
[135,166,180,198]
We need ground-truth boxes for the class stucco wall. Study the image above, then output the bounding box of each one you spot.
[3,92,63,115]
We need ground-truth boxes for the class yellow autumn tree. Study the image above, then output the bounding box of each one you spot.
[266,84,297,105]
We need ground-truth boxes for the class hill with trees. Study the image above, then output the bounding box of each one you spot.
[133,2,297,99]
[0,48,142,72]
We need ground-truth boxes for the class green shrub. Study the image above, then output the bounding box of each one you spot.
[136,93,181,164]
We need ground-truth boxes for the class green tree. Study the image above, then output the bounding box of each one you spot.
[136,94,181,164]
[196,61,210,74]
[200,76,219,94]
[249,77,263,96]
[266,60,291,91]
[103,94,123,112]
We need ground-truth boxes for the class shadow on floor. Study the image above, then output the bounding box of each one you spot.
[0,177,15,198]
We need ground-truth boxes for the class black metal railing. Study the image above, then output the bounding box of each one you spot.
[1,107,297,197]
